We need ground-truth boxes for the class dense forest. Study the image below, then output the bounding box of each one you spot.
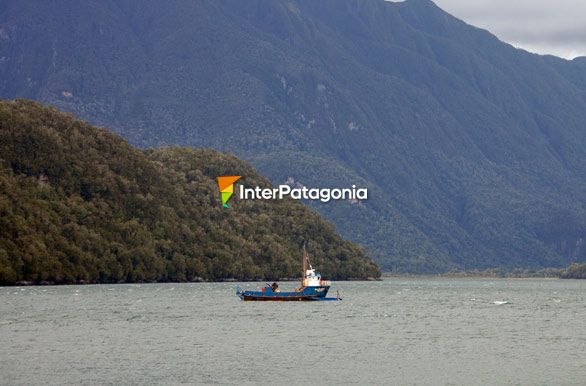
[0,100,380,285]
[560,263,586,279]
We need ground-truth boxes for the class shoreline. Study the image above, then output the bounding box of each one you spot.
[4,275,583,287]
[2,276,383,287]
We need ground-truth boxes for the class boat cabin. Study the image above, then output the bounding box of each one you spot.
[301,267,331,287]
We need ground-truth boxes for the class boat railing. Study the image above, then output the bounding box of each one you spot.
[319,280,331,286]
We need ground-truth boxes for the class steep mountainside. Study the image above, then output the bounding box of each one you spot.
[1,0,586,272]
[0,100,379,285]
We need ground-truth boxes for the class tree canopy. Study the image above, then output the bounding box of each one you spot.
[0,100,380,285]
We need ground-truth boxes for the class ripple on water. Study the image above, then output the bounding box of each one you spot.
[0,279,584,385]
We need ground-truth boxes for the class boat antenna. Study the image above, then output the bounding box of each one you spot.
[302,242,307,279]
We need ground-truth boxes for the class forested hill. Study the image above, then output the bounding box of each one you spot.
[0,100,379,285]
[3,0,586,273]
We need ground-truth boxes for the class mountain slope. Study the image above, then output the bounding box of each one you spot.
[1,0,586,272]
[0,100,379,285]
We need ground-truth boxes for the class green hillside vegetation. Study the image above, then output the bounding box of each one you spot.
[560,263,586,279]
[0,100,380,285]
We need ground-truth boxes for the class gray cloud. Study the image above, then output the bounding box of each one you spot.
[431,0,586,59]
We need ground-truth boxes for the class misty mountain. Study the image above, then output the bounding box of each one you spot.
[2,0,586,272]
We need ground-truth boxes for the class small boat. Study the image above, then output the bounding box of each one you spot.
[236,246,341,301]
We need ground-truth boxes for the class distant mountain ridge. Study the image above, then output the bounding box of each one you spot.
[1,0,586,272]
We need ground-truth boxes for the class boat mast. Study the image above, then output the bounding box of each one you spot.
[302,243,307,284]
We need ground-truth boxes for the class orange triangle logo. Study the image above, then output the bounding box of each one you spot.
[217,176,241,192]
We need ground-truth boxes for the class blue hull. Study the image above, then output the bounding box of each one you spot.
[237,285,335,301]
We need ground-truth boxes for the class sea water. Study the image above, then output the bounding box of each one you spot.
[0,279,584,385]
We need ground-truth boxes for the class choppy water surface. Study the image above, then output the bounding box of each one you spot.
[1,279,585,385]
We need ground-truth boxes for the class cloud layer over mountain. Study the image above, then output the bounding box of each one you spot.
[433,0,586,59]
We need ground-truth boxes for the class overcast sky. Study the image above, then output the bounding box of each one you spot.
[429,0,586,59]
